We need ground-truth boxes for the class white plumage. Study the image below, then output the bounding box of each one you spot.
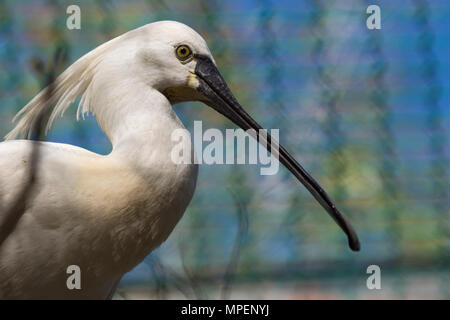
[0,19,360,300]
[1,21,202,299]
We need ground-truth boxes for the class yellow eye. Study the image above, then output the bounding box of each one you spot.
[175,45,192,61]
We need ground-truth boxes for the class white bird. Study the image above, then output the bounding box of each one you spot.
[0,21,359,299]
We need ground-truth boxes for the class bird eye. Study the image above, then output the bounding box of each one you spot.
[175,45,192,61]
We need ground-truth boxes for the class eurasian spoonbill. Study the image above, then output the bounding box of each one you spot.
[0,21,359,299]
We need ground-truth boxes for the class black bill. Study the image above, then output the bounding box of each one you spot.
[194,54,360,252]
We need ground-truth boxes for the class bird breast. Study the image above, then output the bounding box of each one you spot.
[75,154,199,273]
[0,140,198,298]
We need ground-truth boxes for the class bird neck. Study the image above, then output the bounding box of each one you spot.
[95,85,185,166]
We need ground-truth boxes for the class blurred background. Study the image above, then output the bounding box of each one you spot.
[0,0,449,299]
